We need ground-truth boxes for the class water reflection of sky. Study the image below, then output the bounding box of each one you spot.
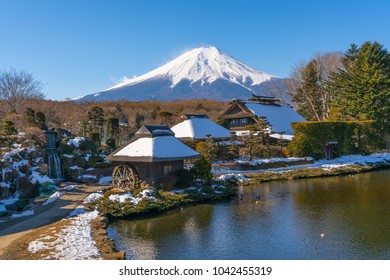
[108,170,390,260]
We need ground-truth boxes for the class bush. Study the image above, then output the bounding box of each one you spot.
[289,121,380,159]
[193,157,212,184]
[81,137,98,152]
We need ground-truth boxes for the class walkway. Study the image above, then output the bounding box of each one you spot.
[0,185,107,257]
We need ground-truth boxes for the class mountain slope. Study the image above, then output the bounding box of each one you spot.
[75,46,291,103]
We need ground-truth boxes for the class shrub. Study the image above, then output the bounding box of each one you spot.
[289,121,379,159]
[71,137,95,152]
[193,157,212,184]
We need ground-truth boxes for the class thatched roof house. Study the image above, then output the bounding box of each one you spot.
[218,96,306,140]
[106,125,199,188]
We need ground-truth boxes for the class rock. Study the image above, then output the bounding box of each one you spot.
[16,176,39,199]
[0,210,7,217]
[78,175,99,184]
[15,199,29,210]
[5,203,18,212]
[18,163,30,175]
[2,169,20,184]
[85,167,113,178]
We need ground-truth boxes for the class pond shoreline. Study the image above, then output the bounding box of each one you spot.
[245,162,390,184]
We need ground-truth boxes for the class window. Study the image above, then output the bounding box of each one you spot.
[163,165,173,176]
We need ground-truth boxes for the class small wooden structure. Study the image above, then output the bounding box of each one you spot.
[105,125,200,189]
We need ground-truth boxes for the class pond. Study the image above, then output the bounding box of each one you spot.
[107,170,390,259]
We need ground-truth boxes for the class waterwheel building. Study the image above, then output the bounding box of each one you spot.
[105,125,200,188]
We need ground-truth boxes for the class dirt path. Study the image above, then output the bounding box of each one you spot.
[0,185,108,257]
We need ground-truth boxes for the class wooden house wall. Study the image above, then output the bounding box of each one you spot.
[134,160,183,188]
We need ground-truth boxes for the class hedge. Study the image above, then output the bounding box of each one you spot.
[288,121,380,159]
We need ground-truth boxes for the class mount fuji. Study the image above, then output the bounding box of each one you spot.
[75,46,292,104]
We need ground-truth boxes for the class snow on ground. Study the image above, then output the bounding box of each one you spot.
[63,154,74,158]
[28,207,101,260]
[27,192,104,260]
[109,189,156,204]
[78,174,97,179]
[62,184,83,191]
[236,156,313,165]
[84,154,91,161]
[83,192,103,204]
[29,171,53,185]
[66,137,86,148]
[98,176,112,184]
[217,173,249,183]
[0,196,19,206]
[213,153,390,175]
[11,210,34,219]
[43,191,64,205]
[69,165,83,170]
[0,204,6,212]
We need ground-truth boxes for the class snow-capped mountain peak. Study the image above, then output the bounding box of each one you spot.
[74,46,292,104]
[107,46,276,90]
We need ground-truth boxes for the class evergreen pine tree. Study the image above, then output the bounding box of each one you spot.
[25,107,37,126]
[331,41,390,134]
[0,121,17,148]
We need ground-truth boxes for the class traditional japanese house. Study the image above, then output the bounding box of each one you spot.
[218,95,306,140]
[171,114,231,141]
[105,125,200,188]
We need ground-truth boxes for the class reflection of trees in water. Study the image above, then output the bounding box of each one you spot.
[114,204,215,240]
[110,204,215,259]
[291,170,390,258]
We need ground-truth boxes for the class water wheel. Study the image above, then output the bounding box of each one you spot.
[112,164,139,189]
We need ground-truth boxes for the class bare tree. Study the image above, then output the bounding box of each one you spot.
[0,68,45,117]
[288,52,343,121]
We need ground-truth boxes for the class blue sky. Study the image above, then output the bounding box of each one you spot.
[1,0,389,100]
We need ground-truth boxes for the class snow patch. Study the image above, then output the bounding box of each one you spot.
[11,210,34,219]
[83,193,103,204]
[67,137,86,148]
[217,173,249,183]
[109,189,156,204]
[43,191,64,205]
[30,171,53,185]
[28,207,100,260]
[69,165,83,170]
[98,176,112,184]
[63,154,74,158]
[63,184,82,191]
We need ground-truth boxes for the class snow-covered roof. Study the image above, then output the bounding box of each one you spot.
[106,125,199,162]
[171,115,231,140]
[244,102,305,135]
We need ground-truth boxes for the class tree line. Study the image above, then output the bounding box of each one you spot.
[289,41,389,136]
